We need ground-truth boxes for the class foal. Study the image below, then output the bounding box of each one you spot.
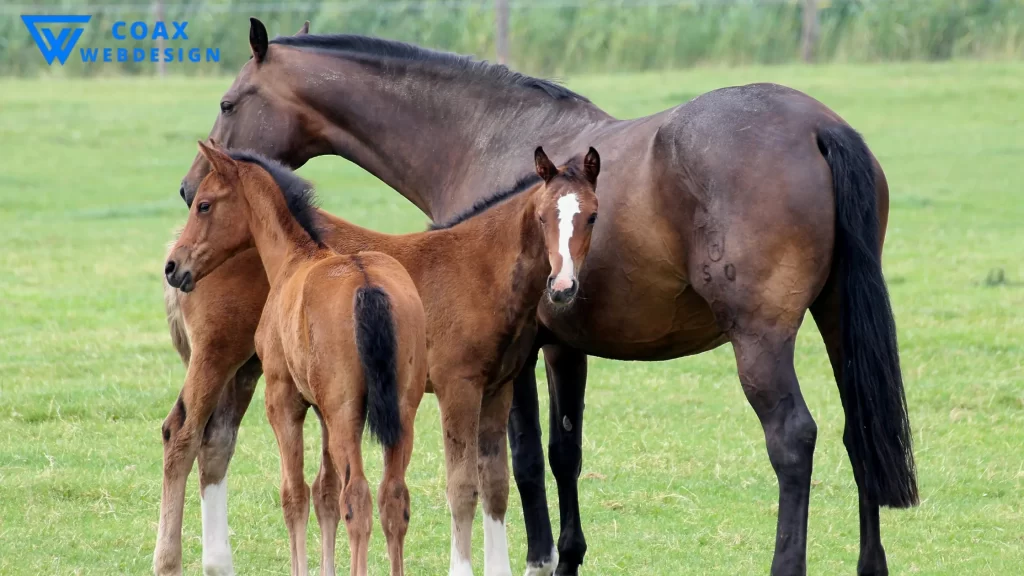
[166,141,428,576]
[167,144,601,575]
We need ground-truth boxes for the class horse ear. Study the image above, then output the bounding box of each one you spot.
[296,21,310,35]
[535,147,558,183]
[197,140,236,177]
[583,147,600,185]
[249,18,269,63]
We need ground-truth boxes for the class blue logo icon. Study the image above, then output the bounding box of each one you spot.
[21,15,92,65]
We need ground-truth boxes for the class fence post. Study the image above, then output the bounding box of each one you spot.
[153,0,166,76]
[496,0,510,65]
[801,0,819,63]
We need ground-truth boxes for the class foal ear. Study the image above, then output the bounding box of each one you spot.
[296,21,310,35]
[535,147,558,183]
[583,147,601,186]
[249,18,269,63]
[197,140,237,177]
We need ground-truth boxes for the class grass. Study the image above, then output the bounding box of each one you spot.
[0,61,1022,574]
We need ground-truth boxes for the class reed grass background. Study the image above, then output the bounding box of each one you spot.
[3,0,1024,76]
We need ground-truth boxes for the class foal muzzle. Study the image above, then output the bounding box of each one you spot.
[547,276,578,306]
[164,259,195,293]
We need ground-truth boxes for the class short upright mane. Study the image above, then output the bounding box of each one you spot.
[429,173,542,231]
[270,33,589,103]
[228,150,324,246]
[429,153,594,230]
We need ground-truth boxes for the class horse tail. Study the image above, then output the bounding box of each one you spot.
[817,124,918,508]
[353,285,402,448]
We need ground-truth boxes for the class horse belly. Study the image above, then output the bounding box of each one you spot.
[543,281,724,361]
[542,239,724,360]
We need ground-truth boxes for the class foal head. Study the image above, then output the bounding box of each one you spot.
[532,147,600,307]
[165,142,267,292]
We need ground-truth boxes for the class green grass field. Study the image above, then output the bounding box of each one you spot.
[1,62,1022,575]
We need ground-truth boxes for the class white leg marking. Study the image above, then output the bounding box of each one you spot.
[553,193,581,290]
[523,545,558,576]
[201,479,234,576]
[483,514,513,576]
[449,516,474,576]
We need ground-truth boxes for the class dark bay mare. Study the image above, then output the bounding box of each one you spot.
[160,19,917,576]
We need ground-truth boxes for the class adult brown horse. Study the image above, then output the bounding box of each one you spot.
[161,19,916,576]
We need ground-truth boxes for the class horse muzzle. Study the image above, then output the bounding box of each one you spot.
[164,259,195,293]
[547,276,578,306]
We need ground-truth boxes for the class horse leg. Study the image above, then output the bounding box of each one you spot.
[324,407,372,576]
[436,378,484,576]
[154,351,244,576]
[378,406,415,576]
[311,408,342,576]
[195,355,261,576]
[542,344,588,576]
[729,316,816,576]
[507,342,556,576]
[478,383,514,576]
[810,282,888,575]
[265,375,311,576]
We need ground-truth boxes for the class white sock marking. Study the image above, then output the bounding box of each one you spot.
[449,517,474,576]
[523,545,558,576]
[201,479,234,576]
[483,514,513,576]
[554,193,581,289]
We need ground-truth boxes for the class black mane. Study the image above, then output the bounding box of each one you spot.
[429,173,542,231]
[270,33,589,103]
[228,150,324,246]
[429,152,596,230]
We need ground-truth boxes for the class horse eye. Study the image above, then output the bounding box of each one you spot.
[220,101,234,114]
[587,213,597,225]
[538,215,546,224]
[198,201,211,213]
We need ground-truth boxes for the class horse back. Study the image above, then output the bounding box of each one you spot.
[268,251,425,410]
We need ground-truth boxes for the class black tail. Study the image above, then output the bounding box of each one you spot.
[353,285,402,448]
[817,125,918,508]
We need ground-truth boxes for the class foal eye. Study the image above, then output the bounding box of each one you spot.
[587,213,598,225]
[198,201,211,213]
[220,101,234,114]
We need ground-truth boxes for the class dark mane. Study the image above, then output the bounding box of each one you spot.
[270,33,589,103]
[429,173,542,231]
[429,153,596,230]
[227,150,324,246]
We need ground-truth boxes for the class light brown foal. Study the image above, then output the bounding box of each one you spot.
[166,142,427,576]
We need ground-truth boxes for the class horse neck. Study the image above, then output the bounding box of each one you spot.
[314,192,549,322]
[287,49,612,221]
[439,190,550,317]
[238,175,320,282]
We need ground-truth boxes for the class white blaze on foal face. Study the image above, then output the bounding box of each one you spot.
[552,192,580,291]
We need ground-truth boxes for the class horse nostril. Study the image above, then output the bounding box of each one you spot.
[569,279,578,293]
[547,277,556,291]
[165,260,177,276]
[179,183,186,200]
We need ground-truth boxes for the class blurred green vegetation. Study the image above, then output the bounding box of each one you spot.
[2,0,1024,76]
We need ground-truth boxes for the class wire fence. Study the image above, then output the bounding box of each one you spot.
[3,0,1024,76]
